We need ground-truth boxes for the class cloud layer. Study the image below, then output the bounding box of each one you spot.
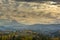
[0,0,60,25]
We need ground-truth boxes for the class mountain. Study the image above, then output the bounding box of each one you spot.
[26,24,60,32]
[0,19,26,31]
[49,30,60,37]
[0,24,60,34]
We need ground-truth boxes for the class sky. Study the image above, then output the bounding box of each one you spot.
[0,0,60,25]
[15,0,60,2]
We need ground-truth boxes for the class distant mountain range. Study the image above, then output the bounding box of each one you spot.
[0,24,60,34]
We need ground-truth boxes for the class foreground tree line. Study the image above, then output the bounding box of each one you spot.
[0,30,60,40]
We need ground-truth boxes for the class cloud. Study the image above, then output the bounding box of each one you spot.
[0,1,60,25]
